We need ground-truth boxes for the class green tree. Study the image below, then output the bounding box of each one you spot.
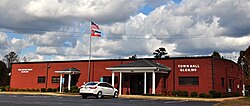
[211,51,221,58]
[0,61,8,86]
[2,51,19,85]
[129,54,137,59]
[153,47,168,58]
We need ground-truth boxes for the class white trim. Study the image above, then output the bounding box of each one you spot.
[68,74,71,91]
[106,67,157,71]
[55,71,80,74]
[112,72,115,87]
[152,72,155,94]
[59,74,63,93]
[144,72,147,94]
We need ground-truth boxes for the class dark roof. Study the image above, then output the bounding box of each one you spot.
[110,59,171,70]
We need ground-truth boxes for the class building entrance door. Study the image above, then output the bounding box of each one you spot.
[130,74,144,94]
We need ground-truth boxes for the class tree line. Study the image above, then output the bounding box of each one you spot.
[0,52,19,86]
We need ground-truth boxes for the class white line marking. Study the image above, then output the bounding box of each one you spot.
[129,99,149,102]
[164,100,189,104]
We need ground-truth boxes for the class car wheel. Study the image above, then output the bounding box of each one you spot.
[96,91,102,99]
[113,91,118,98]
[81,95,87,99]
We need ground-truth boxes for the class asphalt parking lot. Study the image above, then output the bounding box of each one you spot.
[0,94,218,106]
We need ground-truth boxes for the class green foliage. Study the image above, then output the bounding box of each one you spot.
[52,88,57,92]
[64,88,69,93]
[41,88,46,92]
[199,92,207,98]
[172,90,178,96]
[70,86,79,93]
[153,47,168,58]
[171,90,188,97]
[223,92,240,97]
[209,90,222,98]
[47,88,52,92]
[0,86,5,91]
[190,91,198,97]
[211,51,221,58]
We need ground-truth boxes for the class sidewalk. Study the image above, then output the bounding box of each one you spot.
[0,92,245,102]
[119,95,244,102]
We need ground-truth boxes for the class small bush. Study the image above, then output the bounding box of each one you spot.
[172,90,178,97]
[52,88,57,92]
[13,88,19,91]
[182,91,189,97]
[71,86,79,93]
[199,92,207,98]
[0,86,6,91]
[214,91,222,98]
[191,91,198,97]
[41,88,46,92]
[209,90,216,96]
[47,88,53,92]
[64,88,69,93]
[143,94,156,96]
[5,86,10,91]
[35,89,40,92]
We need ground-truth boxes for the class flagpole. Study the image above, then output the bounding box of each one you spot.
[87,21,92,82]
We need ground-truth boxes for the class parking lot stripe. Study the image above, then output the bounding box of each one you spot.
[164,100,189,104]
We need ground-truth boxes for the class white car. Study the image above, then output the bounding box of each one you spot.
[79,82,118,99]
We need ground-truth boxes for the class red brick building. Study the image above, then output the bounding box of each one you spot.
[10,56,243,95]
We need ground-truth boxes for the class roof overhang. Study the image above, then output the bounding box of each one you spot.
[55,67,81,74]
[106,67,170,74]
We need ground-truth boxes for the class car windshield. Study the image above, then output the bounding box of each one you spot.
[85,82,98,86]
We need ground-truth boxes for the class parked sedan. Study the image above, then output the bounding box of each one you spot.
[79,82,118,99]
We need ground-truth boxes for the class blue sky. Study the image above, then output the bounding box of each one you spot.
[0,0,249,62]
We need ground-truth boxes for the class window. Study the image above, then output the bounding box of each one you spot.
[179,77,199,86]
[38,76,45,83]
[221,77,225,87]
[103,76,118,84]
[52,76,60,83]
[229,79,234,89]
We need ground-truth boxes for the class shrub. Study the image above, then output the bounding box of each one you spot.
[35,89,40,92]
[232,92,240,97]
[214,91,222,98]
[5,86,10,91]
[224,92,240,97]
[208,90,222,98]
[143,94,156,96]
[41,88,46,92]
[47,88,53,92]
[172,90,178,97]
[209,90,216,96]
[64,88,69,93]
[182,91,189,97]
[199,92,207,98]
[0,86,6,91]
[13,88,19,91]
[191,91,198,97]
[52,88,57,92]
[71,86,79,93]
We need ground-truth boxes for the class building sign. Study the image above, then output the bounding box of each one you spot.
[178,64,200,72]
[18,68,33,73]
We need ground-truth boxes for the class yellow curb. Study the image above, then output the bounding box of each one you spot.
[119,95,245,102]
